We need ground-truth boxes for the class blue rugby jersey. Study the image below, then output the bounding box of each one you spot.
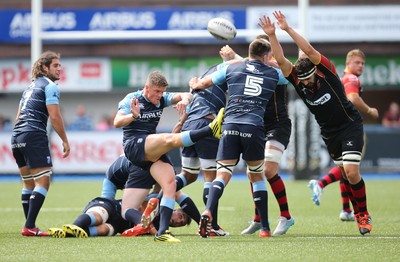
[185,64,228,123]
[13,76,60,135]
[105,155,131,190]
[213,59,288,127]
[116,90,174,145]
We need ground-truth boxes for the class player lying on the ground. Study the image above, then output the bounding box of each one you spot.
[121,198,192,237]
[48,196,191,238]
[102,154,202,234]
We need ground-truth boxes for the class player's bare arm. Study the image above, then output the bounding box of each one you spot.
[113,98,140,128]
[189,75,213,90]
[258,15,293,76]
[273,11,321,65]
[347,92,379,119]
[172,93,192,115]
[47,104,70,158]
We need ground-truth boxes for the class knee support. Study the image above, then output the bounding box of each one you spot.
[200,158,217,172]
[32,170,52,180]
[86,206,109,224]
[181,157,201,174]
[21,175,33,181]
[333,156,343,167]
[104,223,115,236]
[247,162,265,174]
[342,151,362,166]
[264,148,283,163]
[216,161,235,175]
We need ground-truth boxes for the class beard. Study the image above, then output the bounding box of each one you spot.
[47,73,60,82]
[304,80,317,90]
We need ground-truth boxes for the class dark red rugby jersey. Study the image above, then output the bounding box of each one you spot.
[342,69,363,96]
[287,55,362,139]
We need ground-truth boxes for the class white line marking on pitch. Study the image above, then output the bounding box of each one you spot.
[0,208,82,212]
[297,236,400,239]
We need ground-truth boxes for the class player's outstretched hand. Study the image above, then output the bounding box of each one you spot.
[258,15,275,36]
[219,45,236,61]
[273,11,289,31]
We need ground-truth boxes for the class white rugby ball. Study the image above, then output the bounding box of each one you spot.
[207,17,237,41]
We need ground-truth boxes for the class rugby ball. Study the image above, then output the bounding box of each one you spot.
[207,17,237,41]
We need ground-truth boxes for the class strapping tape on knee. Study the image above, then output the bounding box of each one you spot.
[216,161,235,175]
[105,223,115,236]
[202,165,217,172]
[86,206,109,223]
[21,175,33,181]
[343,151,362,166]
[264,149,283,163]
[200,159,217,171]
[182,166,201,175]
[33,170,52,179]
[247,162,265,173]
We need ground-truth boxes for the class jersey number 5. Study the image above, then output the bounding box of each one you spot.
[244,75,263,96]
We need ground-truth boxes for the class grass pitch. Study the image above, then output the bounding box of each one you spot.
[0,177,399,261]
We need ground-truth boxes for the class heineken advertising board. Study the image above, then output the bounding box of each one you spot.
[111,56,400,91]
[112,57,220,91]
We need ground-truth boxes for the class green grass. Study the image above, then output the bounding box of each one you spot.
[0,178,399,261]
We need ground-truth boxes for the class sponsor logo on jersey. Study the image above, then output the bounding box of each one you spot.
[140,110,163,119]
[306,93,331,106]
[223,130,253,138]
[246,64,262,74]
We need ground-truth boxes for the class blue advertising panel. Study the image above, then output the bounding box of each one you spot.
[0,7,246,43]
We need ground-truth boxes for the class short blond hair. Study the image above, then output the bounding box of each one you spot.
[147,71,168,87]
[346,49,365,63]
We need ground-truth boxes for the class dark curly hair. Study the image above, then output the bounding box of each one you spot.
[31,51,60,79]
[294,57,315,79]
